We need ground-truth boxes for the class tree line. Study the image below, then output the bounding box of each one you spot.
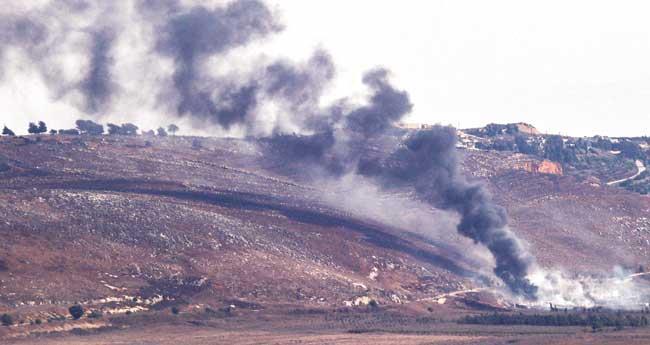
[459,311,650,330]
[1,120,179,137]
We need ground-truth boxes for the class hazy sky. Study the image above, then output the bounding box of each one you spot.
[1,0,649,137]
[265,0,650,137]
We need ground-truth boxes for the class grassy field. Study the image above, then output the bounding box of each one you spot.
[4,307,650,345]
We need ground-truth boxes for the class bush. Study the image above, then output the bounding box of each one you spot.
[88,310,103,319]
[107,123,138,136]
[157,127,168,137]
[58,129,80,135]
[69,304,84,320]
[35,319,42,325]
[76,120,104,135]
[171,306,180,315]
[2,126,15,136]
[1,313,14,326]
[28,121,47,134]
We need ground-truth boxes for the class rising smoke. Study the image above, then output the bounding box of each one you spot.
[0,0,540,300]
[155,0,282,129]
[81,28,116,113]
[383,127,538,299]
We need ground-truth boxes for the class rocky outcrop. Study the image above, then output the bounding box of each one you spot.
[515,160,563,175]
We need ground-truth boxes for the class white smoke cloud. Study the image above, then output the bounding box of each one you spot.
[523,267,650,310]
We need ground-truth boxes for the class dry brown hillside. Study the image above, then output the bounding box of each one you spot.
[0,134,649,342]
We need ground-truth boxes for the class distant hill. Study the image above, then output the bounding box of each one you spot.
[0,132,648,334]
[457,123,650,195]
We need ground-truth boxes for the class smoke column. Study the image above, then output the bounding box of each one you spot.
[385,127,538,299]
[155,0,282,129]
[0,0,539,299]
[81,28,116,113]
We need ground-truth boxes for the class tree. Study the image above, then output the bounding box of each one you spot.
[515,135,538,155]
[107,123,138,136]
[49,129,57,135]
[618,141,643,160]
[28,121,47,134]
[121,123,138,136]
[28,122,39,134]
[69,304,84,320]
[107,123,121,135]
[543,135,576,163]
[2,126,15,136]
[167,124,179,136]
[157,127,168,137]
[76,120,104,135]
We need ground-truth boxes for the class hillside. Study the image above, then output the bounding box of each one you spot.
[0,132,649,342]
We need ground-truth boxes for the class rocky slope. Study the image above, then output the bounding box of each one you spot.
[0,133,648,323]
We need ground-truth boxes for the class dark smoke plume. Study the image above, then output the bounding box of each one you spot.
[81,28,116,113]
[263,50,336,131]
[345,69,413,138]
[264,67,411,167]
[156,0,282,128]
[0,0,539,299]
[385,127,538,299]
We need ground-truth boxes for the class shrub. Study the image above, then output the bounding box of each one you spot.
[88,310,103,319]
[2,126,15,136]
[27,122,40,134]
[1,313,14,326]
[58,129,80,135]
[69,304,84,320]
[76,120,104,135]
[35,319,42,325]
[157,127,168,137]
[121,123,139,136]
[171,306,180,315]
[107,123,138,136]
[368,299,379,309]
